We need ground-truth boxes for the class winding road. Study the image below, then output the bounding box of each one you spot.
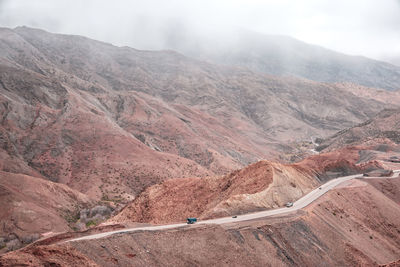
[68,170,400,242]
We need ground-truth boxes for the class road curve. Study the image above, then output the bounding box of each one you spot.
[67,170,400,242]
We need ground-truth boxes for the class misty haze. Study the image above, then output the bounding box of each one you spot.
[0,1,400,266]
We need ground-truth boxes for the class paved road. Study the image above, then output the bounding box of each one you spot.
[68,170,400,242]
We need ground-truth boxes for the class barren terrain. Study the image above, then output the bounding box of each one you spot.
[2,26,399,202]
[0,171,94,253]
[318,108,400,152]
[110,149,386,225]
[1,177,399,266]
[1,26,400,264]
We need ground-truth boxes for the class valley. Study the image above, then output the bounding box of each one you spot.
[0,25,399,266]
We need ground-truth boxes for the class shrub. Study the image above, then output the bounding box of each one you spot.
[86,220,96,227]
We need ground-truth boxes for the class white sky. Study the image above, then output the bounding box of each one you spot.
[0,0,399,62]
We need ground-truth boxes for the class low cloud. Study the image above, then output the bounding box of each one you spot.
[0,0,399,61]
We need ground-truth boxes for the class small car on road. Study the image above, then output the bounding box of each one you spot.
[285,202,293,207]
[186,218,197,224]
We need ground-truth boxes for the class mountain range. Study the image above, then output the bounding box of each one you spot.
[0,26,399,264]
[165,29,400,91]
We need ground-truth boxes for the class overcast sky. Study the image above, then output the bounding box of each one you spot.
[0,0,399,63]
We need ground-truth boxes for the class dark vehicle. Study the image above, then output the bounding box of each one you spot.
[187,218,197,224]
[232,215,238,218]
[319,187,322,190]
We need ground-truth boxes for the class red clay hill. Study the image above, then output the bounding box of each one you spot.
[110,147,384,225]
[2,177,400,266]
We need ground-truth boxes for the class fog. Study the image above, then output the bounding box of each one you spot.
[0,0,399,62]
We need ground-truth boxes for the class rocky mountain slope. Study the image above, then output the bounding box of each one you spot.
[2,177,399,266]
[110,149,383,225]
[317,108,400,152]
[1,26,398,199]
[110,161,318,224]
[0,171,94,252]
[0,61,213,202]
[1,26,400,256]
[167,29,400,91]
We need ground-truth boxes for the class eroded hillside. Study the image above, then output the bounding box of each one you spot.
[1,26,400,262]
[317,108,400,152]
[2,178,399,266]
[1,26,399,203]
[110,150,384,225]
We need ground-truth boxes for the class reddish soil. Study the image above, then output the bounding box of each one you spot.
[1,26,400,264]
[366,178,400,204]
[2,178,399,266]
[381,259,400,267]
[110,150,383,225]
[1,26,399,238]
[109,161,276,224]
[0,171,93,239]
[2,26,399,202]
[297,146,384,180]
[305,179,400,265]
[0,70,213,202]
[0,244,98,267]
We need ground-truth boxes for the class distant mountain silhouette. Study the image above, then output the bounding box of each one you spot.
[165,29,400,91]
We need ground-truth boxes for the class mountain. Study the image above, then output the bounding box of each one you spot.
[0,27,397,201]
[312,107,400,173]
[110,149,382,225]
[1,26,399,248]
[165,29,400,91]
[1,26,400,262]
[0,171,94,250]
[317,108,400,152]
[2,177,400,266]
[1,26,399,201]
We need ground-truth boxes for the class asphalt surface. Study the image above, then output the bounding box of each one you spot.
[68,170,400,242]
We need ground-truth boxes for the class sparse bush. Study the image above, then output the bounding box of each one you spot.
[0,237,5,249]
[21,234,40,244]
[6,239,22,251]
[86,220,96,227]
